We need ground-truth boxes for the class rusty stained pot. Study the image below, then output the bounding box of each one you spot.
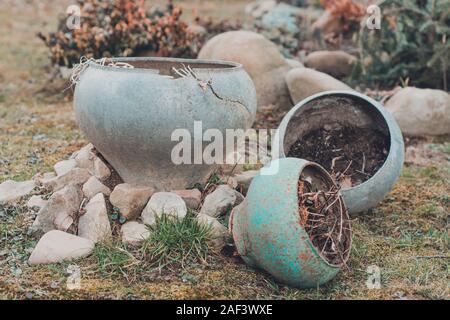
[230,158,351,289]
[274,91,404,215]
[74,57,257,190]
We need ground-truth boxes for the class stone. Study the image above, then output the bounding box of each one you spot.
[199,185,239,218]
[197,214,229,250]
[121,221,150,245]
[43,168,91,192]
[171,189,202,210]
[75,147,110,181]
[28,230,94,265]
[74,146,95,169]
[305,50,357,78]
[0,180,35,205]
[234,190,245,206]
[78,193,111,243]
[34,172,56,186]
[32,184,83,233]
[285,58,304,69]
[26,195,47,211]
[70,143,94,159]
[142,192,187,226]
[385,87,450,136]
[233,170,259,194]
[82,176,111,199]
[93,157,111,181]
[75,145,111,181]
[54,159,77,176]
[285,67,353,104]
[198,31,292,110]
[109,183,154,220]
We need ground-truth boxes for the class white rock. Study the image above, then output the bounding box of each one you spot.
[121,221,150,245]
[93,157,111,181]
[26,195,47,211]
[32,184,83,233]
[233,170,259,194]
[34,172,56,186]
[198,31,292,110]
[54,159,77,176]
[0,180,35,205]
[28,230,94,265]
[385,87,450,136]
[197,214,228,237]
[109,183,154,220]
[285,67,353,104]
[171,189,202,210]
[75,148,111,181]
[74,147,95,170]
[82,176,111,199]
[142,192,187,226]
[78,193,111,243]
[70,143,94,159]
[199,185,238,218]
[197,214,228,250]
[43,168,91,192]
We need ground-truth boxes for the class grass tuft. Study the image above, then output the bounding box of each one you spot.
[140,212,214,270]
[93,241,138,279]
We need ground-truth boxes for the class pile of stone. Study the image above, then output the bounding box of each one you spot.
[199,30,450,137]
[198,30,356,112]
[0,144,257,266]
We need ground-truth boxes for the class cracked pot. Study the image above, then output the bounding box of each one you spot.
[74,57,257,190]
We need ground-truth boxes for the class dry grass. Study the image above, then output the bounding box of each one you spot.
[0,0,449,300]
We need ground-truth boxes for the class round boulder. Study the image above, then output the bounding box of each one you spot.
[198,31,292,110]
[285,67,352,104]
[385,87,450,136]
[305,50,357,78]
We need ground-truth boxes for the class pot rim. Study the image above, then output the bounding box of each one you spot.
[276,90,403,193]
[87,56,243,74]
[298,160,352,268]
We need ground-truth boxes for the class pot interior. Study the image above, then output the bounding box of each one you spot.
[298,163,351,267]
[104,58,236,78]
[285,94,391,187]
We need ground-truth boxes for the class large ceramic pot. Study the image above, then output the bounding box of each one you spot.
[274,91,404,215]
[74,57,257,190]
[230,158,351,288]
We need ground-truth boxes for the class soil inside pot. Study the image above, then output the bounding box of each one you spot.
[288,126,389,188]
[298,166,351,266]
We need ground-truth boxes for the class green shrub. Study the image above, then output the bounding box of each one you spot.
[353,0,450,90]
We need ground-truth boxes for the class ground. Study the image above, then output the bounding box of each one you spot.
[0,1,449,300]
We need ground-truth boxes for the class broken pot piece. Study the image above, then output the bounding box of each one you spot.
[230,158,351,289]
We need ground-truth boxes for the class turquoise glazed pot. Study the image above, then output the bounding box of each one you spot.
[230,158,351,288]
[74,57,256,190]
[275,91,404,215]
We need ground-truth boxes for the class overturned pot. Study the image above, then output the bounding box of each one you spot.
[74,57,257,190]
[230,158,352,289]
[274,90,404,215]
